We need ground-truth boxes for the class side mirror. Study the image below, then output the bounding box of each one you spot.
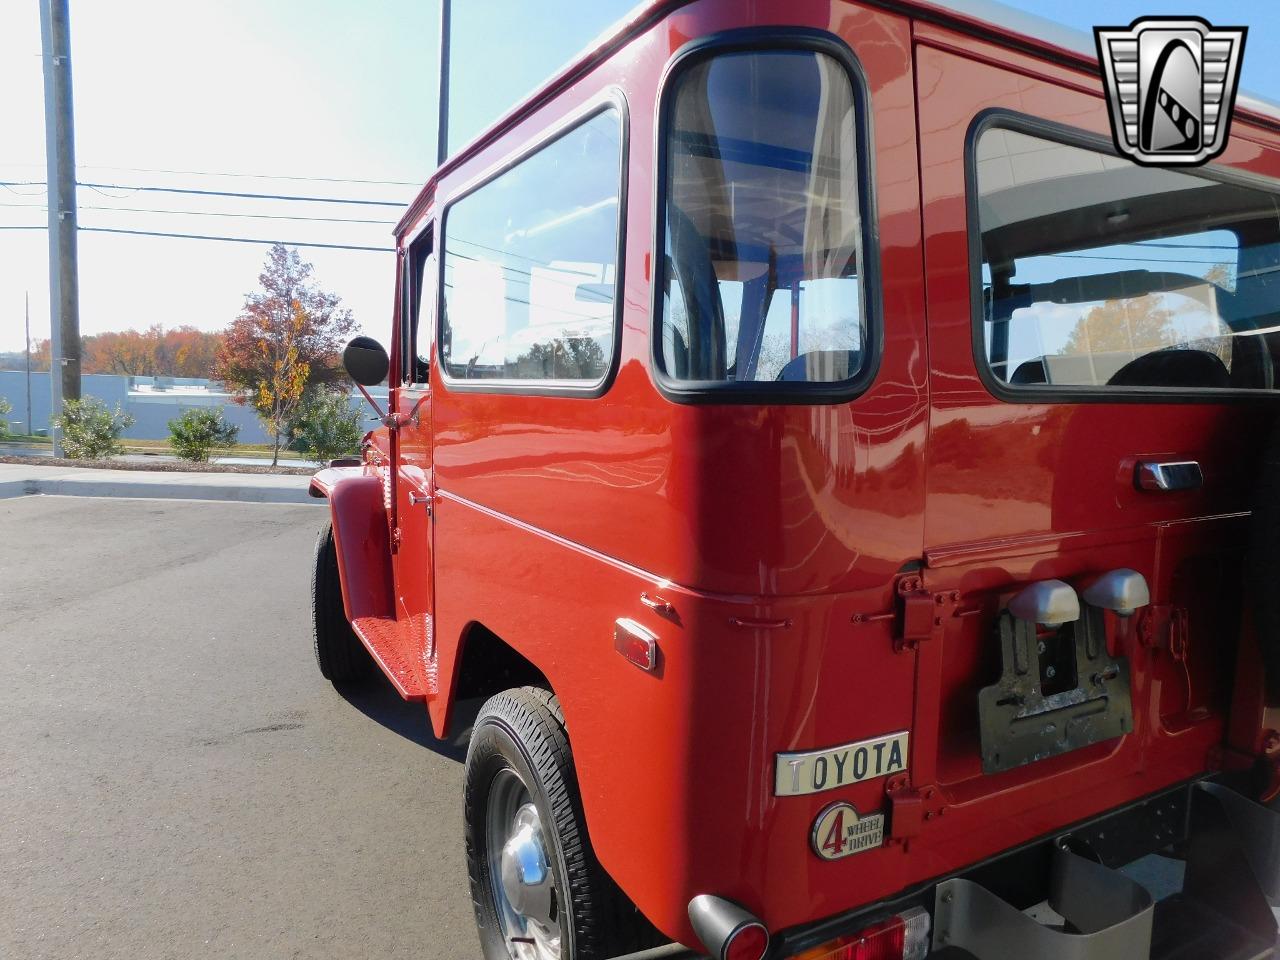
[343,336,389,386]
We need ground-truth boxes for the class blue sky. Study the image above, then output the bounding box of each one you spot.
[0,0,1276,355]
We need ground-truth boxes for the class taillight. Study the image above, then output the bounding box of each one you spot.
[724,921,770,960]
[790,907,930,960]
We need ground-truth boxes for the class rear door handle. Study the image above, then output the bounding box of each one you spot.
[1135,460,1203,491]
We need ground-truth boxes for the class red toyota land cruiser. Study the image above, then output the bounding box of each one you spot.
[308,1,1280,957]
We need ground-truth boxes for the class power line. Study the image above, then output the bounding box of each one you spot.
[0,223,392,251]
[0,200,396,226]
[4,161,420,187]
[1050,252,1234,266]
[2,179,405,207]
[81,226,393,252]
[0,182,47,196]
[76,164,420,187]
[78,181,407,207]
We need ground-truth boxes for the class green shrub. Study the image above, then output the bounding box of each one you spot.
[0,397,10,437]
[291,389,364,465]
[54,397,135,460]
[167,408,240,462]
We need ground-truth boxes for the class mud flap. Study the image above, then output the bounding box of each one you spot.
[933,782,1280,960]
[933,846,1153,958]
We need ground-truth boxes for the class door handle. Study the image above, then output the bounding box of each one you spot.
[408,490,434,515]
[1135,460,1203,492]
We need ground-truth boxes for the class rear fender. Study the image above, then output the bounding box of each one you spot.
[310,467,394,621]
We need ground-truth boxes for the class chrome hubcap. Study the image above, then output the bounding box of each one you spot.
[501,805,554,924]
[488,771,561,960]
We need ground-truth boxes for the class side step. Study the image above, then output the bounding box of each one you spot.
[932,782,1280,960]
[350,615,432,701]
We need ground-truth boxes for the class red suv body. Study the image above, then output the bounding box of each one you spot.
[311,2,1280,957]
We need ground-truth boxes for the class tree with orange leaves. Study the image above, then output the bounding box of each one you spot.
[216,244,357,466]
[23,327,225,378]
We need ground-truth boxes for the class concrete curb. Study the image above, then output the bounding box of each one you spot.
[0,465,318,505]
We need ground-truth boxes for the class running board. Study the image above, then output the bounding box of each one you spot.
[933,782,1280,960]
[350,615,431,701]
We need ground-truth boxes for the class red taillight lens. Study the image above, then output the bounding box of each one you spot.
[790,907,930,960]
[725,922,770,960]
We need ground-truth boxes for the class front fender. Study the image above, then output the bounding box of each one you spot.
[311,467,394,621]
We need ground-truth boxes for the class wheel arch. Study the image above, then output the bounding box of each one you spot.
[311,467,394,622]
[431,621,552,736]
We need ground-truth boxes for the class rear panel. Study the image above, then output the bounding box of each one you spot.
[912,17,1280,892]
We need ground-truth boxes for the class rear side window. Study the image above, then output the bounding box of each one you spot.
[440,106,622,387]
[656,46,872,399]
[974,125,1280,393]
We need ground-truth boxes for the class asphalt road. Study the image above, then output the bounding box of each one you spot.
[0,496,478,960]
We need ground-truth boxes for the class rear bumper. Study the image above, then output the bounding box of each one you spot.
[786,777,1278,960]
[624,777,1280,960]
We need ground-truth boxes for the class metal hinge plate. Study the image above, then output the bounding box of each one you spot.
[851,575,958,653]
[886,774,945,847]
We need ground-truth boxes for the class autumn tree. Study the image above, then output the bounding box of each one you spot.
[30,339,51,371]
[80,326,226,378]
[22,327,225,378]
[1062,294,1178,358]
[1061,263,1233,364]
[215,244,357,466]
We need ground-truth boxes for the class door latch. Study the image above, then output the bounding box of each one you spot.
[852,576,951,652]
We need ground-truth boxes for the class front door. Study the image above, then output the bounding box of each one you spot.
[912,29,1277,841]
[391,229,437,699]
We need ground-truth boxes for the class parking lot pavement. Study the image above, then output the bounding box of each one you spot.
[0,496,477,960]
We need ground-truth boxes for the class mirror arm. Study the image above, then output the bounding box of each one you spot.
[354,384,420,431]
[355,383,396,428]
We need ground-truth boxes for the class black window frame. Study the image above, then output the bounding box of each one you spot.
[966,108,1280,405]
[435,92,629,398]
[649,27,883,406]
[401,225,433,387]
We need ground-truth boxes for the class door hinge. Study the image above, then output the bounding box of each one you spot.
[885,775,946,848]
[853,576,956,653]
[1139,604,1188,657]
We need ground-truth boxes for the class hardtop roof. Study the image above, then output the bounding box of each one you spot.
[395,0,1280,237]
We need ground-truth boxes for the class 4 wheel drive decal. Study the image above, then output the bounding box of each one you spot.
[811,802,886,861]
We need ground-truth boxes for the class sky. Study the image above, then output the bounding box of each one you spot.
[1,0,1277,358]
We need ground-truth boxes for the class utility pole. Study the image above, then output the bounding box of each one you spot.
[40,0,81,455]
[436,0,451,167]
[25,293,33,440]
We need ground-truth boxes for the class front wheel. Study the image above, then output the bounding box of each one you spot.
[464,687,653,960]
[310,521,370,686]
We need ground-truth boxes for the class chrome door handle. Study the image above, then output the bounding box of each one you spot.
[1135,460,1203,492]
[408,491,434,514]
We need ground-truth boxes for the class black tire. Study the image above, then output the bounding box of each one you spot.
[465,686,656,960]
[311,521,369,686]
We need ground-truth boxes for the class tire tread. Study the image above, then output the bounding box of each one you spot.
[311,521,366,684]
[465,686,657,958]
